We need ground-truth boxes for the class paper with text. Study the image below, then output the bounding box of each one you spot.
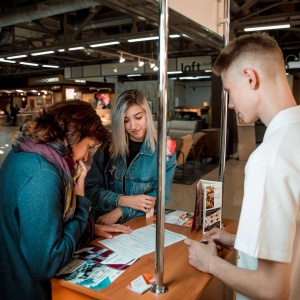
[99,224,186,258]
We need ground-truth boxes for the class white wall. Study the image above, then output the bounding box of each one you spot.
[169,0,224,36]
[174,81,211,107]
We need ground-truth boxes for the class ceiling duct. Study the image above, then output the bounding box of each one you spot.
[83,17,133,31]
[0,0,101,27]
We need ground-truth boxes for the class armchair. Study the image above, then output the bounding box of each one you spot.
[175,134,193,178]
[167,120,197,141]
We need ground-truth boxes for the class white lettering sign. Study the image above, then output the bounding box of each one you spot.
[34,77,60,84]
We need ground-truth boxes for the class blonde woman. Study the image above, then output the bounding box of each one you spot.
[85,89,176,225]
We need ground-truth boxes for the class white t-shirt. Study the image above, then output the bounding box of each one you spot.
[235,106,300,300]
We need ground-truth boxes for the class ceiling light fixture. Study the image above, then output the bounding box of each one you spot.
[134,65,138,71]
[285,54,299,69]
[128,36,159,43]
[19,62,39,66]
[153,65,158,71]
[169,34,180,38]
[31,51,55,56]
[150,61,155,69]
[90,41,120,48]
[68,46,84,51]
[138,58,144,66]
[179,76,211,80]
[127,74,142,77]
[244,23,290,32]
[0,59,16,63]
[113,67,117,73]
[7,54,27,59]
[119,53,125,63]
[42,64,59,68]
[128,34,179,43]
[116,50,157,70]
[167,71,182,74]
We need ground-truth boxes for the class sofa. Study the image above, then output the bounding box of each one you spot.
[154,120,197,142]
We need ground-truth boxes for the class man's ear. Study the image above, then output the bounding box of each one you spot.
[244,68,258,89]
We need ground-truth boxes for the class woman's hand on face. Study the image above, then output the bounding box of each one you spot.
[96,208,123,225]
[74,160,87,196]
[94,224,133,239]
[118,195,156,213]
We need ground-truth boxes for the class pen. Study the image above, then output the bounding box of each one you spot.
[201,240,232,250]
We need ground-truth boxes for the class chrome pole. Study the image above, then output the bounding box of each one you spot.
[150,0,169,294]
[218,0,230,183]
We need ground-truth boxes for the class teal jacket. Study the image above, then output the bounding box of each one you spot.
[85,140,177,223]
[0,149,90,300]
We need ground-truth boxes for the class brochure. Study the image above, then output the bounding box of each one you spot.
[192,179,223,233]
[200,180,223,233]
[153,209,194,228]
[55,245,137,290]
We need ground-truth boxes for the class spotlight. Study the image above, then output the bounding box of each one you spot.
[119,53,125,63]
[138,58,144,66]
[134,65,138,71]
[150,61,155,69]
[153,65,158,71]
[113,67,117,73]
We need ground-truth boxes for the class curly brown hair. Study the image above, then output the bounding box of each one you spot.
[23,100,109,149]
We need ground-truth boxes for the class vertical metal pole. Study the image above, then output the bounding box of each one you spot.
[218,0,230,183]
[150,0,169,294]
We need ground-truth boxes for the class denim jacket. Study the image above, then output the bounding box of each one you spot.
[85,140,177,223]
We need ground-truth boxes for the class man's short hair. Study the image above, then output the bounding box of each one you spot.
[213,33,283,76]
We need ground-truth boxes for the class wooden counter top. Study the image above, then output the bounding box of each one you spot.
[52,217,238,300]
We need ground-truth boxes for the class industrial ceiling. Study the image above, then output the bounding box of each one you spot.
[0,0,300,81]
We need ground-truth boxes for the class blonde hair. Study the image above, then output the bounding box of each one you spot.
[111,89,157,158]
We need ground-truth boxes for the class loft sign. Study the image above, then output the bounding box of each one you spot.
[178,56,211,72]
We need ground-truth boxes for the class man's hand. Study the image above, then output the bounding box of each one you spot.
[201,228,236,248]
[184,237,218,273]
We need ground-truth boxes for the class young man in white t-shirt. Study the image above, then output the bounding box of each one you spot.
[185,33,300,300]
